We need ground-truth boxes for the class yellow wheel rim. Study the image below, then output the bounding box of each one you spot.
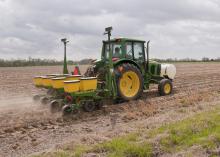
[119,71,140,98]
[164,83,171,94]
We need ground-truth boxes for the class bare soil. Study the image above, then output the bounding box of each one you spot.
[0,63,220,157]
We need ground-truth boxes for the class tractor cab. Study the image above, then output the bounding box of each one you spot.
[102,38,146,63]
[101,38,148,75]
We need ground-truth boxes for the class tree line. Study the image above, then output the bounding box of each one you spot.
[0,57,219,67]
[0,57,94,67]
[153,57,220,63]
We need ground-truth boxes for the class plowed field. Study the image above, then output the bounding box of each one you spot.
[0,63,220,157]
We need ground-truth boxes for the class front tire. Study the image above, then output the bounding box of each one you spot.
[115,63,143,101]
[158,79,173,96]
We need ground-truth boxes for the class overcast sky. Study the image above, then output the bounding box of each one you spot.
[0,0,220,60]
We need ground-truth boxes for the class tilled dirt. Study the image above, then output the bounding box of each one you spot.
[0,63,220,157]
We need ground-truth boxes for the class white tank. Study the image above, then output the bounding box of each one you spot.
[160,64,176,80]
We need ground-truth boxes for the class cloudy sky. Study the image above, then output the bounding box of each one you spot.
[0,0,220,60]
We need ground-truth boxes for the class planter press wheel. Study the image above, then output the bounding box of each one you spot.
[82,101,96,112]
[62,105,72,116]
[33,95,41,101]
[50,100,63,113]
[41,97,50,105]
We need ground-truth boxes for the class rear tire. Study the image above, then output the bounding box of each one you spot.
[158,79,173,96]
[115,63,143,101]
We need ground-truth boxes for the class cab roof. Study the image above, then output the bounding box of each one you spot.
[103,37,145,43]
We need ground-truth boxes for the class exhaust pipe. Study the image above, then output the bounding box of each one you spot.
[146,40,150,72]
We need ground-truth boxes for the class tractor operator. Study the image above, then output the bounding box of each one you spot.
[113,47,121,58]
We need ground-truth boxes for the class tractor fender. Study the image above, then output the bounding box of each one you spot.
[113,59,142,72]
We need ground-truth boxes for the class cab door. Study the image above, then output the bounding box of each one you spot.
[125,41,145,70]
[133,42,146,72]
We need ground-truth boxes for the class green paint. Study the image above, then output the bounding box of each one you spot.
[63,43,69,74]
[61,38,69,74]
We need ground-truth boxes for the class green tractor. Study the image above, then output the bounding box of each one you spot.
[61,27,176,114]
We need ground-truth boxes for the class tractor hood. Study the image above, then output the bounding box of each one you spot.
[160,63,176,80]
[149,60,176,80]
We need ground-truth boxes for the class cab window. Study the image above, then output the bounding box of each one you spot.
[125,42,133,59]
[104,43,122,59]
[133,42,144,60]
[112,44,121,58]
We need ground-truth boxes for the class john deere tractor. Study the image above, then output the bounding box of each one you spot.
[84,27,176,101]
[33,27,176,115]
